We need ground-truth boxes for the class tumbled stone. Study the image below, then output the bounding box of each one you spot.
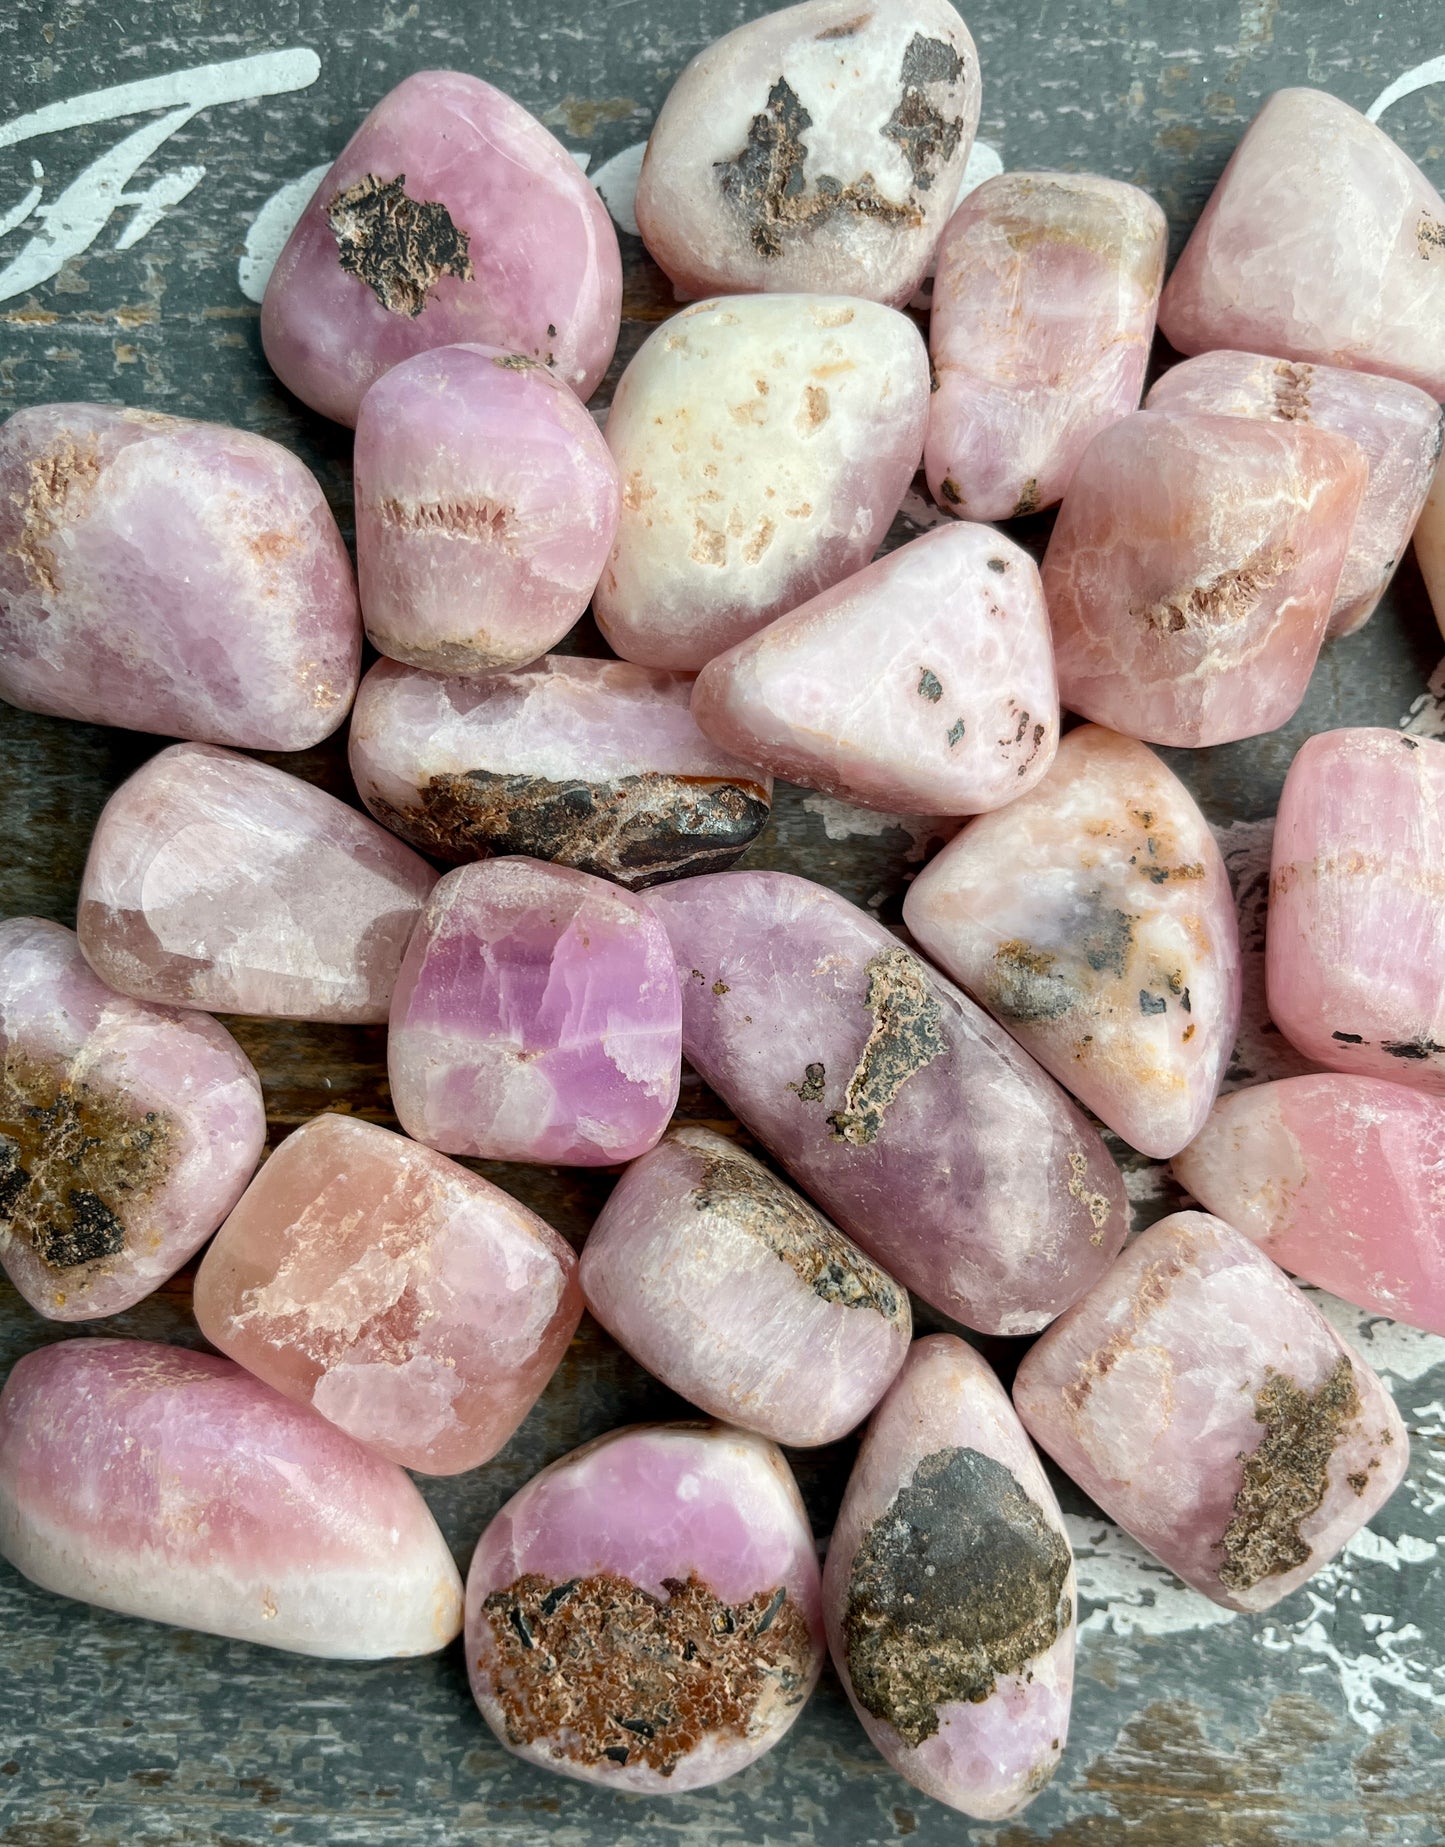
[926,172,1166,521]
[1013,1211,1408,1613]
[1410,466,1445,642]
[0,917,265,1322]
[1158,89,1445,400]
[0,1338,464,1656]
[824,1336,1074,1818]
[594,294,929,670]
[262,71,621,426]
[77,743,434,1024]
[580,1125,910,1445]
[645,870,1127,1336]
[0,403,359,748]
[389,857,681,1164]
[690,523,1057,815]
[465,1422,824,1791]
[904,725,1241,1158]
[350,654,772,887]
[1041,410,1367,747]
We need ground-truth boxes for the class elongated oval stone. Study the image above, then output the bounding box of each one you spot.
[594,294,930,670]
[1174,1075,1445,1336]
[0,1338,464,1656]
[465,1422,824,1792]
[926,172,1166,521]
[350,654,772,888]
[645,870,1127,1336]
[77,743,435,1024]
[0,403,359,748]
[389,857,681,1164]
[0,917,265,1322]
[824,1336,1075,1818]
[580,1126,911,1446]
[262,71,622,426]
[1414,466,1445,642]
[904,725,1241,1158]
[1013,1211,1408,1613]
[635,0,980,307]
[690,523,1058,815]
[1041,410,1367,747]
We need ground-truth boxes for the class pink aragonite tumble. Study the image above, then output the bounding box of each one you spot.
[0,403,359,748]
[824,1336,1075,1819]
[76,743,434,1024]
[903,725,1241,1159]
[465,1422,824,1791]
[1413,467,1445,642]
[1013,1211,1409,1614]
[194,1114,582,1475]
[690,523,1058,815]
[1040,410,1367,747]
[1267,727,1445,1091]
[579,1126,911,1446]
[354,345,619,675]
[261,71,621,427]
[1157,89,1445,401]
[644,870,1127,1336]
[926,172,1166,522]
[0,1338,464,1657]
[1174,1076,1445,1335]
[388,857,681,1165]
[0,917,264,1322]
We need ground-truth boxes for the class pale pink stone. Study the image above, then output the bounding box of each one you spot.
[635,0,980,308]
[824,1336,1075,1818]
[1013,1211,1409,1613]
[594,294,930,670]
[580,1126,911,1446]
[1267,727,1445,1091]
[1411,466,1445,643]
[0,918,264,1322]
[0,403,359,748]
[465,1422,824,1791]
[926,172,1166,521]
[903,726,1241,1158]
[1041,410,1367,747]
[0,1339,464,1656]
[261,71,621,427]
[690,523,1058,815]
[77,743,434,1024]
[388,857,681,1165]
[194,1113,582,1475]
[1157,89,1445,400]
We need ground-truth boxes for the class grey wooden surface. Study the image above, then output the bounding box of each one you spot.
[3,3,1445,1842]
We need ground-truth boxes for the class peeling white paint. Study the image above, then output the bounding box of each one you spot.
[237,162,329,302]
[800,793,956,861]
[1069,1515,1236,1638]
[1366,55,1445,124]
[1398,655,1445,740]
[591,139,645,236]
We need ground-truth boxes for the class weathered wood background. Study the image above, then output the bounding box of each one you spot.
[3,2,1445,1842]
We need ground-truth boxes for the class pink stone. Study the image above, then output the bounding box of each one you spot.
[690,523,1058,815]
[1267,727,1445,1091]
[0,403,359,748]
[903,725,1241,1159]
[349,654,773,886]
[580,1125,911,1446]
[77,743,434,1024]
[388,858,681,1165]
[1157,89,1445,400]
[1013,1210,1409,1613]
[465,1422,824,1791]
[354,345,620,674]
[644,870,1127,1336]
[1041,410,1368,747]
[0,1338,464,1656]
[261,72,621,427]
[634,0,980,308]
[824,1336,1074,1818]
[1414,467,1445,641]
[926,172,1166,521]
[0,918,265,1322]
[594,295,930,670]
[194,1113,582,1475]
